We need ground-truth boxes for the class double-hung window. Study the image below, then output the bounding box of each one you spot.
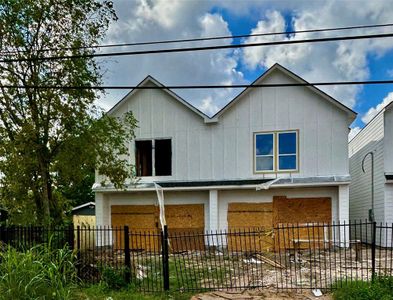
[254,130,298,172]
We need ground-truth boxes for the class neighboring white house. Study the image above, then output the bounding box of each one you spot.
[349,101,393,224]
[93,63,356,242]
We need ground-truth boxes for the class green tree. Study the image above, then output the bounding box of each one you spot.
[0,0,137,225]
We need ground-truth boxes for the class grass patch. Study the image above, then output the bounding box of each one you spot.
[333,277,393,300]
[73,284,193,300]
[0,242,77,300]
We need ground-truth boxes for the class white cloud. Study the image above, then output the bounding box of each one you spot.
[348,126,361,141]
[241,1,393,109]
[387,69,393,78]
[98,0,245,115]
[96,0,393,118]
[198,96,219,116]
[361,92,393,124]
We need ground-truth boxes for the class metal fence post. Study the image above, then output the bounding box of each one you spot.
[124,226,131,282]
[68,223,74,250]
[371,221,376,281]
[161,225,170,291]
[76,226,81,278]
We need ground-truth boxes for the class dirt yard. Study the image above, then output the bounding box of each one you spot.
[191,288,332,300]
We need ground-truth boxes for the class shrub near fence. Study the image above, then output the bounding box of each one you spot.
[1,221,393,293]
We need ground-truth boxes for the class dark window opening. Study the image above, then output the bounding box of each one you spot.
[135,140,152,176]
[155,139,172,176]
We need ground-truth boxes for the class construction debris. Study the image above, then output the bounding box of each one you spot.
[254,253,284,269]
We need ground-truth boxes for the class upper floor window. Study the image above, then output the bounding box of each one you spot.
[254,130,298,173]
[135,139,172,176]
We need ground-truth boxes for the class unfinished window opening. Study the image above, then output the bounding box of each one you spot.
[135,140,152,176]
[135,138,172,177]
[155,139,172,176]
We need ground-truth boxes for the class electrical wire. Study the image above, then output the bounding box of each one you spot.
[1,32,393,63]
[2,22,393,54]
[2,79,393,90]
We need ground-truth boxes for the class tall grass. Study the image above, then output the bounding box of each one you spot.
[0,239,78,300]
[333,277,393,300]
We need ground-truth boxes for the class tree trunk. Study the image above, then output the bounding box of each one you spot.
[37,155,51,225]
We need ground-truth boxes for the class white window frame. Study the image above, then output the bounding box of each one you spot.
[254,130,299,173]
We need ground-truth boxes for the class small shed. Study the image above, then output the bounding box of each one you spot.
[72,202,95,228]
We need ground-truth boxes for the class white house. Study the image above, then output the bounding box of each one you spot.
[349,101,393,224]
[93,63,356,241]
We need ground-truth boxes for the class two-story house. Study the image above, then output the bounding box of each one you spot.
[93,63,356,239]
[349,101,393,224]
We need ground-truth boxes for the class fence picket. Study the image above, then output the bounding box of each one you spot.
[0,221,392,292]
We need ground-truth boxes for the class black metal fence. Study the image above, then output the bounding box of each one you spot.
[1,221,393,293]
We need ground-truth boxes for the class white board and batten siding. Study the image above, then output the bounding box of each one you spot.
[349,112,385,223]
[384,106,393,224]
[101,68,352,185]
[384,106,393,175]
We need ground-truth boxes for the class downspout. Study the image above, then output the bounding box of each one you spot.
[362,151,375,222]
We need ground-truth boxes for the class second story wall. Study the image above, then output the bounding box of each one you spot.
[100,67,354,184]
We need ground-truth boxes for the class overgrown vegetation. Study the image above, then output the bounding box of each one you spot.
[0,242,77,299]
[333,277,393,300]
[74,285,192,300]
[0,0,138,226]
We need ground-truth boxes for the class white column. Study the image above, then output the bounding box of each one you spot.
[209,190,219,231]
[95,192,111,246]
[208,190,219,246]
[338,185,350,247]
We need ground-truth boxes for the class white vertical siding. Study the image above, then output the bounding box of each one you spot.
[349,112,385,222]
[101,69,351,184]
[384,107,393,174]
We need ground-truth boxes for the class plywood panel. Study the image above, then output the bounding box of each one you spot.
[165,204,204,229]
[111,204,205,252]
[166,204,205,251]
[227,203,274,251]
[111,205,156,214]
[111,205,158,251]
[228,203,273,228]
[273,196,331,249]
[273,196,331,225]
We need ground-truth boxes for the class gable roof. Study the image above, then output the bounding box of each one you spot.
[349,98,393,143]
[107,63,357,124]
[213,63,357,122]
[108,75,211,121]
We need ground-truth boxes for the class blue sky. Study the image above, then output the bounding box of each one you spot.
[102,0,393,138]
[213,4,393,129]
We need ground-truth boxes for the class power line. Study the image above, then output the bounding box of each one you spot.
[2,79,393,90]
[2,22,393,54]
[1,32,393,63]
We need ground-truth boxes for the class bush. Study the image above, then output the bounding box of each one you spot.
[333,277,393,300]
[0,240,77,299]
[100,266,128,290]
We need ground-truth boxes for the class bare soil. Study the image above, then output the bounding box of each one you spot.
[191,288,332,300]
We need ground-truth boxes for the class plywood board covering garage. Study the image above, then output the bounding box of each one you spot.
[273,196,331,225]
[111,205,159,251]
[227,203,274,251]
[166,204,205,252]
[273,196,332,249]
[111,204,204,251]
